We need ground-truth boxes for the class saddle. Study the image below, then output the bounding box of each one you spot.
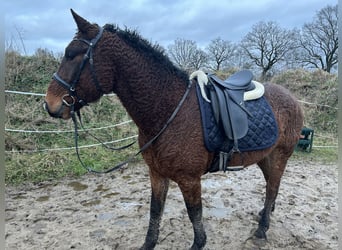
[190,70,267,172]
[207,70,256,147]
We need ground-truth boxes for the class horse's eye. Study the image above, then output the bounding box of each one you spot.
[64,44,88,60]
[65,48,77,60]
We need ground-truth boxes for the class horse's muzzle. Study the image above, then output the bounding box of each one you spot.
[43,101,65,119]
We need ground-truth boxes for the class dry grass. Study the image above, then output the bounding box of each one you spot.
[5,52,337,185]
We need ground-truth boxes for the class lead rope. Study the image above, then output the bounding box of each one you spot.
[70,80,193,174]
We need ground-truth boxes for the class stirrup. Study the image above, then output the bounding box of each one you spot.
[225,166,244,171]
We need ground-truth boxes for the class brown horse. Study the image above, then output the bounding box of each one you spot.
[44,10,303,250]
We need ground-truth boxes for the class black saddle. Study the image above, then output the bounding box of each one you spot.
[211,70,255,90]
[207,70,256,151]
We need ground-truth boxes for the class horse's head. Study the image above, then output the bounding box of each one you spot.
[44,9,114,119]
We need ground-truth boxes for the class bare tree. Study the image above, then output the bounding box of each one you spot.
[6,25,27,55]
[240,21,298,80]
[167,38,207,72]
[206,37,237,71]
[298,4,338,73]
[189,49,207,71]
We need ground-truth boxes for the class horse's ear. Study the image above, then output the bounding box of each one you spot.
[70,9,93,34]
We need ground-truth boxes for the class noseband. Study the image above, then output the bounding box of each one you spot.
[53,27,104,111]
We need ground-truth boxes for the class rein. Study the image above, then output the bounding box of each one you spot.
[71,80,193,174]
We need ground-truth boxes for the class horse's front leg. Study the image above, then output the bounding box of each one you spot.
[140,170,169,250]
[178,178,207,250]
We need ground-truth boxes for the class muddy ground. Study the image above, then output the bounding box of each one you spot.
[5,160,338,249]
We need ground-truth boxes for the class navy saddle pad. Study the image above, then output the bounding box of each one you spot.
[195,84,278,153]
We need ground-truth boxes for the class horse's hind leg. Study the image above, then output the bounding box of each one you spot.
[255,150,289,239]
[140,170,169,250]
[178,178,206,250]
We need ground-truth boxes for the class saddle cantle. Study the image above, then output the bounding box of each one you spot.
[209,70,254,90]
[191,70,278,172]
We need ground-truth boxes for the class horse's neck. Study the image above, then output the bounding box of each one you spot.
[115,68,187,136]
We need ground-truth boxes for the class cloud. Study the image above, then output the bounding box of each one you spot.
[4,0,337,55]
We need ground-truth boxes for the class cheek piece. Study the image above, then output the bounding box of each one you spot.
[52,27,104,115]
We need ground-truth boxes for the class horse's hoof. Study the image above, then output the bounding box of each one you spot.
[190,245,204,250]
[139,244,154,250]
[243,235,268,250]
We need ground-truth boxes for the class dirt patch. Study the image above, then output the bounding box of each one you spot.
[5,160,338,249]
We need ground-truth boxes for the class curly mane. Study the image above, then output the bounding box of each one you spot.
[103,24,188,81]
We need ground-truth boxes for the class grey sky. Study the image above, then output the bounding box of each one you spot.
[4,0,337,55]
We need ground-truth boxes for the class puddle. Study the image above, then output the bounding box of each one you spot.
[89,229,106,239]
[36,196,50,202]
[202,178,233,189]
[118,201,143,209]
[68,181,88,191]
[80,199,101,207]
[206,207,231,218]
[202,179,233,219]
[113,219,130,226]
[93,184,110,192]
[206,197,231,218]
[102,192,120,198]
[36,182,58,189]
[97,212,114,220]
[12,194,27,200]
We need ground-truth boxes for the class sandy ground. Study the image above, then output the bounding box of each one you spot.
[5,160,338,250]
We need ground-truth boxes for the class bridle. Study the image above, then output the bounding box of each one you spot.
[52,26,136,174]
[50,26,193,174]
[53,26,105,110]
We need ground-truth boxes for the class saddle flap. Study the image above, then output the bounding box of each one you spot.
[209,84,249,141]
[225,90,249,139]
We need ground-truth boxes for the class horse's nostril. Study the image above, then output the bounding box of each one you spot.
[43,101,65,119]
